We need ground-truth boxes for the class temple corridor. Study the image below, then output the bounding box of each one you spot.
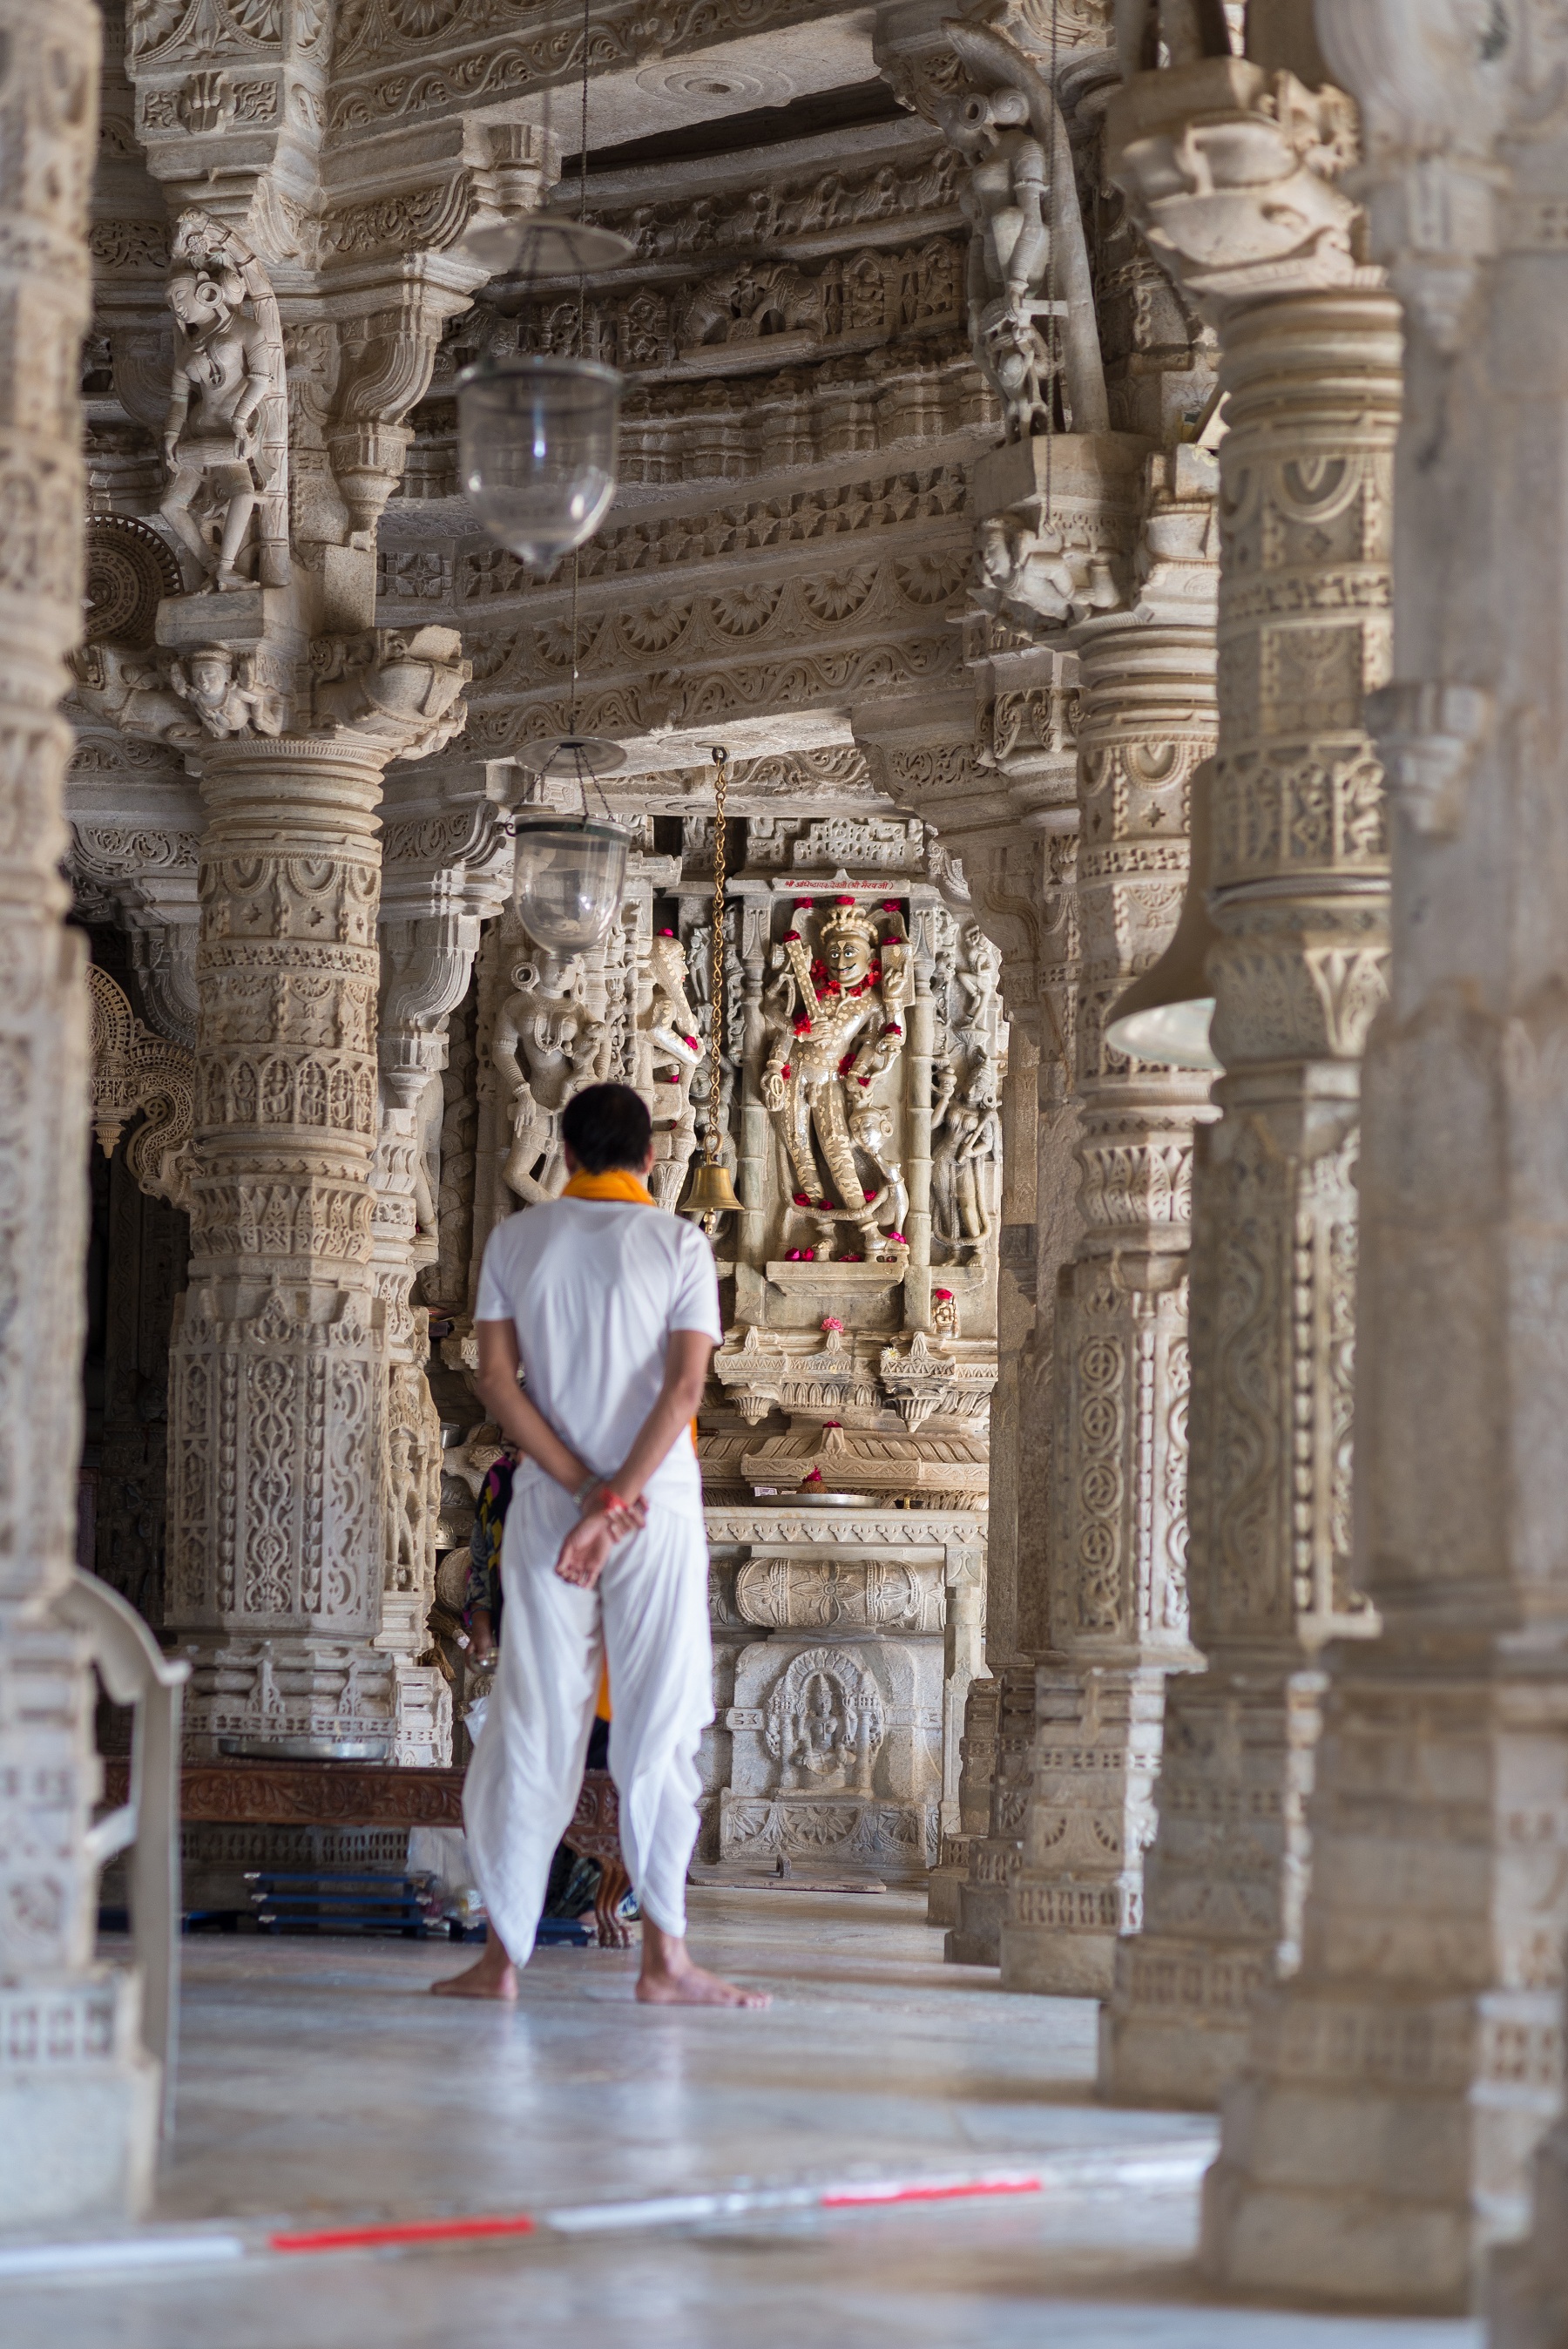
[9,1893,1478,2349]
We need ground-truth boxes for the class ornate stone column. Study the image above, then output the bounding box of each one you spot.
[1199,3,1568,2308]
[1000,470,1219,1994]
[0,0,163,2221]
[169,738,392,1755]
[371,767,512,1763]
[1098,56,1399,2104]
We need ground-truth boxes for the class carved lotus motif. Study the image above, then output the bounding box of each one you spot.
[801,566,876,623]
[710,582,781,637]
[618,603,692,654]
[896,551,967,606]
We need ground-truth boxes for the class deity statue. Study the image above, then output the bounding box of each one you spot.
[760,898,913,1257]
[777,1672,876,1796]
[931,1061,1003,1259]
[492,949,611,1206]
[159,213,288,592]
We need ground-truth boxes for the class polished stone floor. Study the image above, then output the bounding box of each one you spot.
[11,1891,1483,2348]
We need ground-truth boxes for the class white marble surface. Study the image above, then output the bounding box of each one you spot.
[3,1892,1483,2348]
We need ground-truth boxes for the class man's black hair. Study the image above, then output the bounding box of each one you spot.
[561,1081,652,1174]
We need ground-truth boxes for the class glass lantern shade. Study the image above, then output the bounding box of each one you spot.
[457,355,622,574]
[512,817,629,954]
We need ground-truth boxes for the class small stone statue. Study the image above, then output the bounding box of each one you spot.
[159,213,288,592]
[931,1062,1002,1258]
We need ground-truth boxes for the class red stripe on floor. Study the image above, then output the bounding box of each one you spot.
[268,2213,536,2254]
[819,2176,1043,2209]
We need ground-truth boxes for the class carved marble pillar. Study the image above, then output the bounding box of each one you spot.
[370,771,512,1763]
[1199,7,1568,2308]
[998,572,1218,1995]
[1098,264,1400,2097]
[166,729,457,1759]
[0,0,162,2221]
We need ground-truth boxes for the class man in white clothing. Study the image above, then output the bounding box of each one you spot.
[434,1081,767,2007]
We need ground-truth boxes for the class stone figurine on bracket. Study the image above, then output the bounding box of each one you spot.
[159,213,289,593]
[760,896,914,1262]
[939,17,1109,443]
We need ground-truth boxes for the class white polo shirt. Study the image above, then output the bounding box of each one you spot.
[474,1198,722,1521]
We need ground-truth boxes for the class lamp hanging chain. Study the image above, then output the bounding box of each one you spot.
[575,0,591,355]
[569,545,581,734]
[707,746,728,1169]
[1044,0,1060,528]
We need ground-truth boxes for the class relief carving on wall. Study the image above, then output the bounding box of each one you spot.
[760,897,913,1262]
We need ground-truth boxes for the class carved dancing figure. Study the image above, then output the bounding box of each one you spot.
[492,951,611,1206]
[939,20,1108,440]
[159,213,288,592]
[760,899,912,1256]
[638,932,703,1211]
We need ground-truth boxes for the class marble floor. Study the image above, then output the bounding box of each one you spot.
[10,1890,1484,2348]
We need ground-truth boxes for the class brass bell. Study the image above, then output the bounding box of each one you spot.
[682,1158,742,1215]
[1105,755,1221,1072]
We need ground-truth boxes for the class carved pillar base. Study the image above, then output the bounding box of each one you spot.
[946,1661,1036,1964]
[0,1620,160,2224]
[1099,1658,1323,2105]
[1000,1252,1201,1995]
[928,1671,999,1928]
[1001,1663,1175,1998]
[1198,1647,1568,2310]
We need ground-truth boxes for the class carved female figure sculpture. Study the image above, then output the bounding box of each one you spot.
[760,898,912,1256]
[159,214,288,592]
[931,1063,1001,1258]
[938,22,1109,439]
[492,950,611,1205]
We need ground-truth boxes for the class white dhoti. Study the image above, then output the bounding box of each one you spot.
[462,1470,714,1963]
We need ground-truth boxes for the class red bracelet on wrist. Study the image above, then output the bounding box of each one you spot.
[601,1488,630,1513]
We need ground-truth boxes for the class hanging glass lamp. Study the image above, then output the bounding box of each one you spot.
[458,354,622,576]
[510,734,630,954]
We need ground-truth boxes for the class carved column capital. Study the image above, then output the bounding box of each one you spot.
[1315,0,1513,350]
[1106,54,1368,315]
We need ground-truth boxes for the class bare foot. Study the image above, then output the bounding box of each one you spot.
[431,1930,517,2001]
[637,1961,770,2007]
